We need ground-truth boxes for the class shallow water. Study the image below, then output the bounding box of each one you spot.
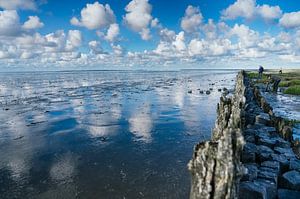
[261,91,300,140]
[0,70,236,199]
[262,91,300,121]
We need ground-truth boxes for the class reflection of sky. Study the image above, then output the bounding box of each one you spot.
[129,103,153,143]
[0,113,46,184]
[0,70,237,198]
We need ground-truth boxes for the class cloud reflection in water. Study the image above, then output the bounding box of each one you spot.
[129,104,153,143]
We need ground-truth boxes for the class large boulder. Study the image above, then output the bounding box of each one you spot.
[251,123,269,130]
[254,129,277,146]
[270,154,289,172]
[256,113,271,125]
[257,169,278,184]
[242,143,257,163]
[275,137,291,148]
[242,164,258,181]
[245,113,256,126]
[260,126,276,134]
[239,181,267,199]
[274,147,296,159]
[244,129,257,136]
[261,161,280,174]
[244,134,256,143]
[259,166,279,176]
[255,179,277,199]
[256,145,274,162]
[243,129,256,143]
[290,159,300,171]
[257,152,272,162]
[257,145,273,154]
[279,170,300,191]
[257,137,277,148]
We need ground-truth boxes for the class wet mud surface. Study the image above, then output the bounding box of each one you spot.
[0,70,236,198]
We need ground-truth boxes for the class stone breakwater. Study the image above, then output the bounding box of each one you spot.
[189,71,300,199]
[188,71,246,199]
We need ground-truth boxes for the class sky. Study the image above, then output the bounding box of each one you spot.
[0,0,300,71]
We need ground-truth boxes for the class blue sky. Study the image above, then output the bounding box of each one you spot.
[0,0,300,71]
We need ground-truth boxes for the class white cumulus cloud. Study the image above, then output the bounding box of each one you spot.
[257,4,282,21]
[172,31,186,52]
[221,0,282,21]
[181,5,203,33]
[111,44,123,56]
[229,24,259,48]
[89,40,104,55]
[124,0,153,40]
[0,10,45,37]
[0,0,36,10]
[188,39,205,56]
[44,30,67,52]
[105,23,120,42]
[221,0,256,20]
[66,30,82,51]
[71,2,115,30]
[158,28,175,42]
[279,11,300,29]
[23,16,44,30]
[0,10,21,36]
[0,0,300,69]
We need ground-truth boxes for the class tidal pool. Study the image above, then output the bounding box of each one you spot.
[261,91,300,121]
[0,70,236,198]
[261,91,300,140]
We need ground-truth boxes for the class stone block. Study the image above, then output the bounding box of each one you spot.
[274,147,295,159]
[242,143,257,163]
[239,181,267,199]
[257,137,277,148]
[261,161,280,174]
[257,145,273,154]
[270,154,289,172]
[279,170,300,191]
[259,167,279,176]
[256,113,271,125]
[255,179,277,199]
[275,138,291,148]
[244,134,256,143]
[290,159,300,171]
[257,169,278,184]
[242,164,258,181]
[251,123,268,130]
[260,126,277,134]
[246,113,256,126]
[257,152,272,162]
[244,129,257,136]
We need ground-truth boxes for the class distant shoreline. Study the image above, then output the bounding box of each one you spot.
[0,68,241,73]
[1,68,299,73]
